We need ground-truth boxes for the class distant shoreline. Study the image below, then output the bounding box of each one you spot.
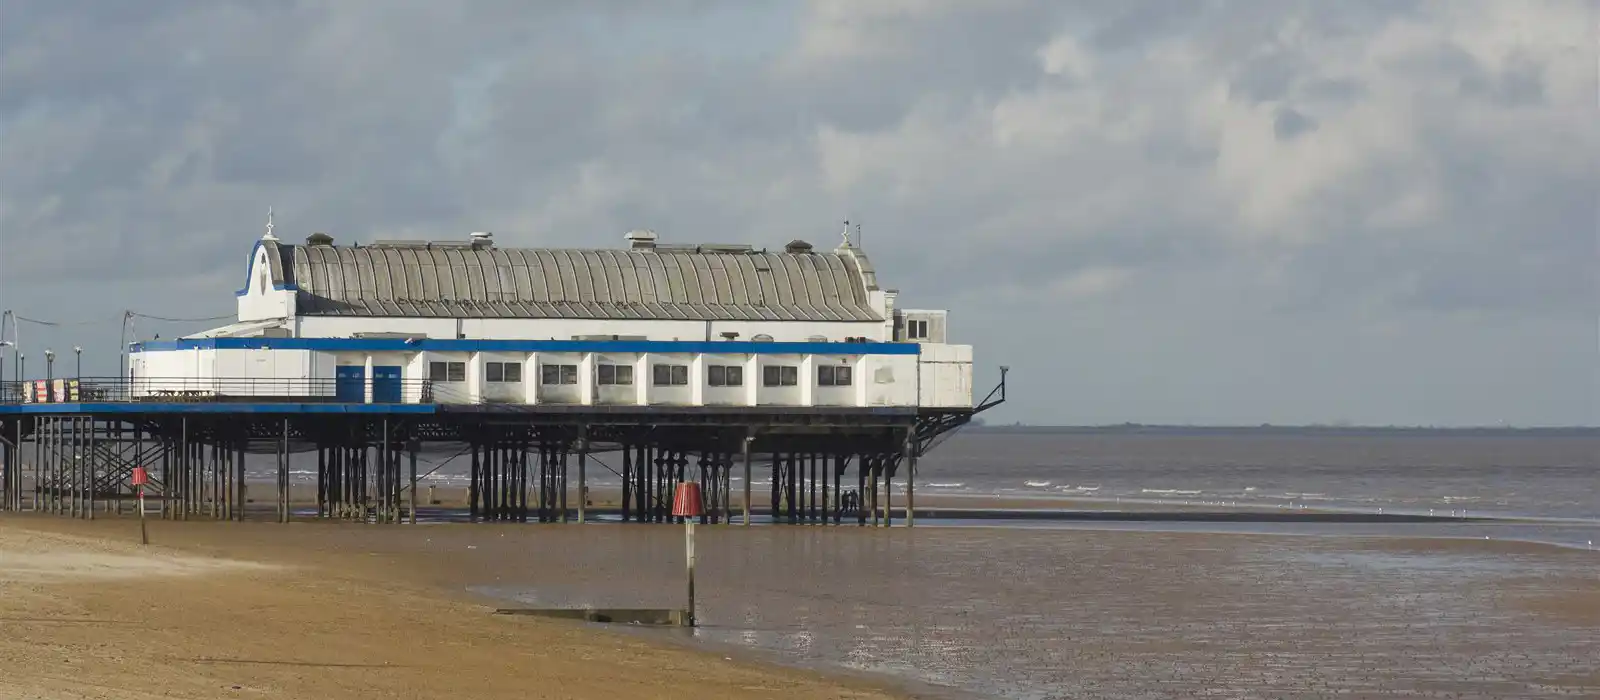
[961,424,1599,437]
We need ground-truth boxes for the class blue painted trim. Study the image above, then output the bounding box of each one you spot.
[129,338,922,355]
[234,239,298,297]
[0,403,437,415]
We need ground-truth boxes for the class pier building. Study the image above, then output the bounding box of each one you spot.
[0,220,1004,527]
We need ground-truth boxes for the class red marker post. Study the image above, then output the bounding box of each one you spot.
[672,482,704,627]
[131,467,149,545]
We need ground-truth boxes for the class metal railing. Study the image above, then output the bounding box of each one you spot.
[0,377,474,405]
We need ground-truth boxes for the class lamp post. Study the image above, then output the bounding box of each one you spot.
[45,349,55,384]
[73,346,82,378]
[0,340,11,399]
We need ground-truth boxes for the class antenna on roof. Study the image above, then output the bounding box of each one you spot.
[262,206,278,241]
[856,222,862,248]
[841,220,851,247]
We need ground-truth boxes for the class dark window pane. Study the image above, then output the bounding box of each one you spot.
[598,364,615,385]
[781,366,798,386]
[817,365,833,386]
[560,365,578,385]
[616,365,633,385]
[504,363,521,383]
[541,364,560,385]
[708,365,725,386]
[726,366,743,387]
[429,362,447,381]
[763,365,781,387]
[654,364,672,386]
[671,365,688,385]
[447,362,466,382]
[835,366,852,386]
[486,362,504,383]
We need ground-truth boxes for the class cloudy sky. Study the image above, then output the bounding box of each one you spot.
[0,0,1594,426]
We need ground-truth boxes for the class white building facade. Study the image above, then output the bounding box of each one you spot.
[129,228,973,409]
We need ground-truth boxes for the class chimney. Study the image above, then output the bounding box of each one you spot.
[625,229,658,250]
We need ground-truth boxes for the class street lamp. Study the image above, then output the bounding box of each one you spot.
[73,346,82,378]
[0,340,11,401]
[45,349,55,384]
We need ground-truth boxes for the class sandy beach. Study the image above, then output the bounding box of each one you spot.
[4,510,1597,699]
[0,516,904,700]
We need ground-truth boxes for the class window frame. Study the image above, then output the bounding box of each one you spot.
[818,364,853,387]
[652,363,689,387]
[541,363,579,386]
[707,364,744,387]
[906,319,929,340]
[763,364,799,387]
[597,363,634,386]
[484,361,523,383]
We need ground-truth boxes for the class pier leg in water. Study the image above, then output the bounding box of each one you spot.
[408,439,418,524]
[905,426,917,528]
[742,436,753,525]
[577,428,588,524]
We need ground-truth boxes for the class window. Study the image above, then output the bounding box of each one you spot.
[541,364,578,385]
[429,361,466,382]
[906,319,929,340]
[818,364,853,387]
[598,364,634,386]
[653,364,689,386]
[762,365,798,387]
[707,365,743,387]
[485,362,522,383]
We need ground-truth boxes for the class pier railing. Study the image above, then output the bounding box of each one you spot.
[0,377,471,405]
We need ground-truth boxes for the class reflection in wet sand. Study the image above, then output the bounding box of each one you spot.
[422,526,1599,699]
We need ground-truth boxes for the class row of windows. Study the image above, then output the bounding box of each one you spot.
[431,361,527,383]
[430,361,851,387]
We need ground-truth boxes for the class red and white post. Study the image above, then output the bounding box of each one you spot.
[131,466,149,545]
[671,481,704,627]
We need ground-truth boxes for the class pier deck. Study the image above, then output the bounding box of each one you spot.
[0,377,1006,528]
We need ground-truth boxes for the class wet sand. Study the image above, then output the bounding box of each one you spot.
[7,513,1598,699]
[0,516,905,700]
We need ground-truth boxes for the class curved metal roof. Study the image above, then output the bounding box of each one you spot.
[272,243,883,322]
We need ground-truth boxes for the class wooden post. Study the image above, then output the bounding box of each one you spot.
[559,446,569,523]
[577,427,588,524]
[905,427,916,528]
[279,418,289,523]
[884,460,893,528]
[741,437,752,525]
[236,441,246,522]
[409,439,418,525]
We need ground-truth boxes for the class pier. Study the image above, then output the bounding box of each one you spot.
[1,222,1006,527]
[0,373,1005,527]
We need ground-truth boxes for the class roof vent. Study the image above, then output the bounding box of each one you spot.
[625,229,658,250]
[751,333,775,342]
[306,232,334,246]
[784,239,814,254]
[469,231,494,249]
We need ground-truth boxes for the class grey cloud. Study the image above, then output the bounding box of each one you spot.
[0,0,1593,425]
